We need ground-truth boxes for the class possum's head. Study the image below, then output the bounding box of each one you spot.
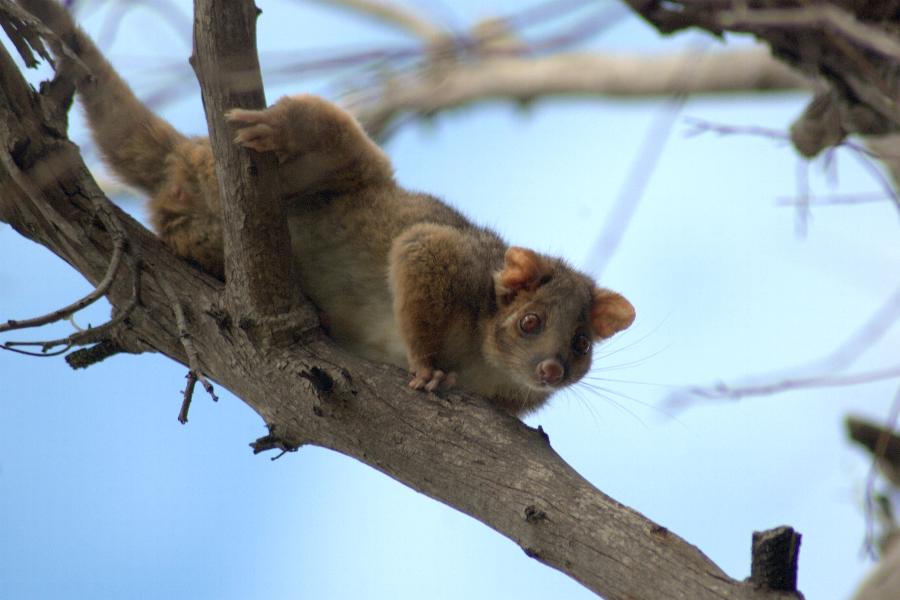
[484,246,635,401]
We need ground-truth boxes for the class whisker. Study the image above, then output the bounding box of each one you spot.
[593,345,669,371]
[583,375,678,388]
[563,386,605,431]
[573,382,649,427]
[593,315,670,361]
[577,381,689,429]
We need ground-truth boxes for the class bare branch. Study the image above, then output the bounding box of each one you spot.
[158,276,219,424]
[352,47,808,137]
[2,252,141,354]
[676,364,900,404]
[586,94,686,275]
[0,234,124,333]
[684,117,900,214]
[776,192,891,207]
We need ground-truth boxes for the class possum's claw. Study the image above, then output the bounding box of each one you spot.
[409,368,457,393]
[226,108,279,153]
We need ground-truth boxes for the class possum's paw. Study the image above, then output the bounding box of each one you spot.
[226,108,280,153]
[409,367,457,393]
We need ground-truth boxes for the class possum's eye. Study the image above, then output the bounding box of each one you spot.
[572,333,591,356]
[519,313,542,335]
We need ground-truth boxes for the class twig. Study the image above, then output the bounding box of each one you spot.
[667,283,900,410]
[847,143,900,216]
[587,93,687,275]
[158,277,218,423]
[683,117,792,144]
[0,234,125,333]
[794,158,810,238]
[586,42,715,275]
[776,192,891,206]
[684,364,900,401]
[2,254,142,353]
[178,371,197,424]
[250,430,301,459]
[684,116,900,213]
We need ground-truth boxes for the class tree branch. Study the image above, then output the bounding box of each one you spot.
[351,47,808,138]
[191,0,305,324]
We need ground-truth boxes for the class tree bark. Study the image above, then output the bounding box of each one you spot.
[0,2,803,599]
[191,0,300,321]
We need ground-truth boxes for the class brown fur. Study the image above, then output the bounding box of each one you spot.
[22,0,636,415]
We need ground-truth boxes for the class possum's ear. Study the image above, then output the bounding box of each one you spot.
[590,288,635,339]
[495,247,552,302]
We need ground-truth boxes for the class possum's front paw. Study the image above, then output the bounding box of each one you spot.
[226,108,281,153]
[409,367,457,393]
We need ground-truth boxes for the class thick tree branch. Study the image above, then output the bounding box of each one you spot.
[0,12,803,598]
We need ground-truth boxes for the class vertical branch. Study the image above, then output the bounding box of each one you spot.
[190,0,297,320]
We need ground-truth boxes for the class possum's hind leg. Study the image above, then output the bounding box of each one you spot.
[226,95,394,197]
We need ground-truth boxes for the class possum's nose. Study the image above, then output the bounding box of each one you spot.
[537,358,564,386]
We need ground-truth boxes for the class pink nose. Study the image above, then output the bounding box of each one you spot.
[537,359,564,386]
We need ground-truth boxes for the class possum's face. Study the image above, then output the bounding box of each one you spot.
[485,247,634,395]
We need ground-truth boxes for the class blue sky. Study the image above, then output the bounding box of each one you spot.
[2,1,900,599]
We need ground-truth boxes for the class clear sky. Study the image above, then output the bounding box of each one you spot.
[2,1,899,599]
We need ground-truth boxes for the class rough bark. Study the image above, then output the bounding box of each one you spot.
[191,0,300,321]
[622,0,900,148]
[0,2,804,599]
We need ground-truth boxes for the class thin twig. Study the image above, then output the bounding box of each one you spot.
[2,255,142,353]
[0,235,125,333]
[684,116,900,213]
[776,192,891,206]
[686,364,900,401]
[178,371,197,424]
[586,42,713,275]
[158,277,218,418]
[586,93,687,275]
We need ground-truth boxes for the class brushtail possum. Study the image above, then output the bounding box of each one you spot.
[21,0,635,415]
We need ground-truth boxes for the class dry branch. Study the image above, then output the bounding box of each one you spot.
[351,47,808,138]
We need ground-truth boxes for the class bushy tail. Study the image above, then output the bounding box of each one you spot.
[20,0,187,196]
